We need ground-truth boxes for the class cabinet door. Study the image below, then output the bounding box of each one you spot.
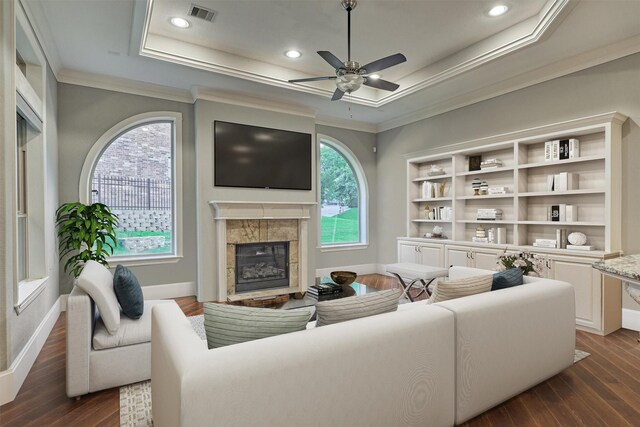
[472,248,501,271]
[445,246,470,267]
[418,244,443,267]
[398,242,419,263]
[549,255,602,332]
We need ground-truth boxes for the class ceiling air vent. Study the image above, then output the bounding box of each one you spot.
[188,4,216,22]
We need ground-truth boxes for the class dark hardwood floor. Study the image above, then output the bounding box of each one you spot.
[1,274,639,426]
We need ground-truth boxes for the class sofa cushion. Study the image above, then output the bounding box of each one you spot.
[429,274,492,304]
[315,288,402,327]
[76,260,121,334]
[93,300,173,350]
[203,303,313,349]
[113,264,144,319]
[492,268,524,291]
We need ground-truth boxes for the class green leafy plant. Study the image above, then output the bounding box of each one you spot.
[55,202,119,278]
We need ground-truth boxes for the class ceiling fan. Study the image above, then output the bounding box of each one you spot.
[288,0,407,101]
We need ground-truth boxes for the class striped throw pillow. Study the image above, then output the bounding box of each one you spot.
[428,275,492,304]
[203,303,313,349]
[315,288,402,327]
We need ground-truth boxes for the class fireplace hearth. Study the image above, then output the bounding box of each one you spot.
[235,241,289,293]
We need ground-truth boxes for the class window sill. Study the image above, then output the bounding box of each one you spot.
[318,243,369,253]
[15,276,49,314]
[108,255,183,268]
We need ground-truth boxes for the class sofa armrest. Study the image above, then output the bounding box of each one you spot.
[66,286,96,397]
[437,279,575,424]
[152,303,208,427]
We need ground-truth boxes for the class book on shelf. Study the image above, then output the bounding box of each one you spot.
[555,228,568,249]
[472,237,489,243]
[533,242,557,248]
[553,172,578,191]
[567,244,594,251]
[545,139,579,161]
[566,205,577,222]
[488,186,508,195]
[548,204,575,222]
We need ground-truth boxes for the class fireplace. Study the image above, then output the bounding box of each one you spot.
[235,241,289,293]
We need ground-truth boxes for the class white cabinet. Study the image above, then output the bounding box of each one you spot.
[398,240,443,267]
[444,245,501,270]
[543,254,621,335]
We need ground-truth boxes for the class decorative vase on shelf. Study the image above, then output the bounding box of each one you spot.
[472,178,482,196]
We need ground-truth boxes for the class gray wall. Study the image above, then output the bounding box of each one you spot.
[315,125,377,270]
[376,52,640,311]
[194,100,317,301]
[57,84,197,293]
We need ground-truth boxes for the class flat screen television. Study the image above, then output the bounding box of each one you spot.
[214,121,312,190]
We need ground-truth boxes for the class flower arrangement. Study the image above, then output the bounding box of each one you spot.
[496,250,545,277]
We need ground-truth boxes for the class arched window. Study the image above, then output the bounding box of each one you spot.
[318,135,368,247]
[79,112,182,262]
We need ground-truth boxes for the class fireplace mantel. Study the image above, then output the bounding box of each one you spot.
[209,201,315,302]
[209,201,315,220]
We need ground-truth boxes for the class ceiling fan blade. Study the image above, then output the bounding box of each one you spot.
[331,88,345,101]
[289,76,337,83]
[361,53,407,74]
[363,78,399,92]
[318,51,345,69]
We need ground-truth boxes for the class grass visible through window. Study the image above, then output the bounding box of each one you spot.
[321,208,359,244]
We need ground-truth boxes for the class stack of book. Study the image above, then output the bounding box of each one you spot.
[544,139,580,161]
[488,186,508,195]
[547,172,579,191]
[533,238,557,249]
[429,206,453,221]
[306,283,344,301]
[476,208,503,220]
[480,159,503,170]
[547,204,577,222]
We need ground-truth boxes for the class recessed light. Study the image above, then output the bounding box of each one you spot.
[170,17,190,28]
[285,50,301,59]
[368,74,381,80]
[488,5,509,17]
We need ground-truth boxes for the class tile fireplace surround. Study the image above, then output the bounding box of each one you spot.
[209,201,315,302]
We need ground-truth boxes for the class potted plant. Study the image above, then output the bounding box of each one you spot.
[55,202,119,278]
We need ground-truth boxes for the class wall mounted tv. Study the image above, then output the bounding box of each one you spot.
[214,121,312,191]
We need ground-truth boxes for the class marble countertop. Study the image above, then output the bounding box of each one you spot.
[593,254,640,282]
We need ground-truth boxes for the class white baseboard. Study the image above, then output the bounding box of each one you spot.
[141,281,196,300]
[0,297,62,406]
[622,308,640,332]
[315,263,385,277]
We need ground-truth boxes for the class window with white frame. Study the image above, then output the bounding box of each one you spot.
[83,114,182,261]
[318,136,368,247]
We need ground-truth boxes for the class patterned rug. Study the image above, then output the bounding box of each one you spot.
[120,315,591,427]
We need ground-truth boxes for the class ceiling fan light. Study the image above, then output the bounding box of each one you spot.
[368,74,381,80]
[170,17,191,28]
[336,74,364,93]
[488,5,509,17]
[285,50,302,59]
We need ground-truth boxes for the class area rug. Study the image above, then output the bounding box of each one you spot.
[120,315,591,427]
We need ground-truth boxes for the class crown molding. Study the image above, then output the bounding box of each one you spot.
[57,69,193,103]
[315,117,377,134]
[378,33,640,132]
[192,87,316,118]
[18,0,62,78]
[377,0,576,107]
[139,0,570,108]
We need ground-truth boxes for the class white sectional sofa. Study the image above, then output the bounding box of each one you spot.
[151,266,576,426]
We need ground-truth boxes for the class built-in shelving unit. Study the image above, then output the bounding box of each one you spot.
[401,112,627,337]
[406,112,625,252]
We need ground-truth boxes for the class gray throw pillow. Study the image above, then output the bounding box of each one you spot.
[113,264,144,319]
[76,260,121,334]
[492,268,524,291]
[315,288,402,327]
[203,303,313,349]
[428,274,492,304]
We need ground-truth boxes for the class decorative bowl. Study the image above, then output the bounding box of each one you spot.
[568,232,587,246]
[330,271,357,286]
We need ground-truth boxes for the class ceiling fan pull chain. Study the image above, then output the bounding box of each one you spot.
[347,4,351,62]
